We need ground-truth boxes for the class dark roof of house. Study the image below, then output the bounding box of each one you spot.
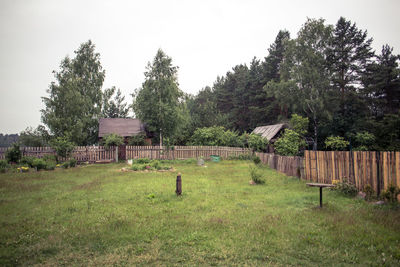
[98,118,145,138]
[251,123,287,141]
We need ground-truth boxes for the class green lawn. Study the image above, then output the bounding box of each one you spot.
[0,160,399,266]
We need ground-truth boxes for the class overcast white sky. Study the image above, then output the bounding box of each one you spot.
[1,0,399,134]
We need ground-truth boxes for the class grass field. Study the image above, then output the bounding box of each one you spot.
[0,160,399,266]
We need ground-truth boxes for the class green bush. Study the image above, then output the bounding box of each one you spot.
[20,156,36,167]
[50,137,75,159]
[247,133,268,152]
[135,158,151,164]
[364,184,375,201]
[382,185,400,203]
[249,165,265,184]
[42,154,57,163]
[274,129,306,156]
[131,164,140,171]
[5,143,22,163]
[128,134,147,146]
[189,126,243,147]
[0,160,9,173]
[353,131,375,151]
[61,161,70,169]
[45,162,56,170]
[103,133,124,149]
[252,156,261,165]
[69,158,77,168]
[334,178,358,197]
[325,136,349,151]
[32,158,47,171]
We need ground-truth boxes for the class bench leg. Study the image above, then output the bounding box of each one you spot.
[320,187,323,207]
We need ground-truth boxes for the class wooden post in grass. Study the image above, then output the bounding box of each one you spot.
[176,173,182,196]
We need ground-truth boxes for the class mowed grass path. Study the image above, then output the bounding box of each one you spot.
[0,160,399,266]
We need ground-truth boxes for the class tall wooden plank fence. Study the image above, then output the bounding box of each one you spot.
[304,150,400,194]
[255,152,304,178]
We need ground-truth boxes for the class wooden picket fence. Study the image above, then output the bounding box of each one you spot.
[0,146,251,162]
[0,146,116,163]
[126,146,252,160]
[304,150,400,194]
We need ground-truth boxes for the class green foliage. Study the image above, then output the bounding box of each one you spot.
[31,158,47,170]
[61,161,70,169]
[249,165,265,184]
[252,156,261,165]
[334,178,358,197]
[102,86,129,118]
[41,40,104,145]
[135,158,151,164]
[103,133,124,149]
[130,159,171,171]
[132,49,184,145]
[5,143,22,163]
[353,131,375,151]
[19,126,48,147]
[247,133,268,152]
[69,158,77,168]
[274,129,306,156]
[50,137,75,159]
[20,156,36,167]
[364,184,375,201]
[128,134,147,146]
[290,114,309,136]
[325,136,349,151]
[382,185,400,203]
[0,159,9,173]
[0,133,19,147]
[189,126,243,147]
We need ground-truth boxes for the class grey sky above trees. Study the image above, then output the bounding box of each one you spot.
[0,0,399,134]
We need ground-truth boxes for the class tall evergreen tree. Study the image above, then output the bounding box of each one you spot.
[41,40,105,145]
[132,49,183,146]
[363,45,400,115]
[327,17,374,97]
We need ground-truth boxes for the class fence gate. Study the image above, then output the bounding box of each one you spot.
[118,145,126,161]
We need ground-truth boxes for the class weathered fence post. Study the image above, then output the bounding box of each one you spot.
[115,146,119,163]
[176,173,182,196]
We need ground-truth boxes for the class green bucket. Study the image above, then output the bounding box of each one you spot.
[210,155,221,162]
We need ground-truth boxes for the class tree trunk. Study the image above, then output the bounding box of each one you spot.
[313,118,318,151]
[159,130,162,149]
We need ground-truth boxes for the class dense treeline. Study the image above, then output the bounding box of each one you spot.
[0,134,19,147]
[186,17,400,150]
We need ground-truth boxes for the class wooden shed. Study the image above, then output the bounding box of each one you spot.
[252,123,287,153]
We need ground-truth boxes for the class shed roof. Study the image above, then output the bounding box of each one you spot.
[98,118,145,138]
[252,123,287,141]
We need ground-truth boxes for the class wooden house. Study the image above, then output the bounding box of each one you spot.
[98,118,152,145]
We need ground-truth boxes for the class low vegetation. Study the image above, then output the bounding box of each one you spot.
[0,160,399,266]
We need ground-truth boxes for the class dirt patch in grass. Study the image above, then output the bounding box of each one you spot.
[72,179,102,191]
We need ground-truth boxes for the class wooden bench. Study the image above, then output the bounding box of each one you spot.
[306,183,335,207]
